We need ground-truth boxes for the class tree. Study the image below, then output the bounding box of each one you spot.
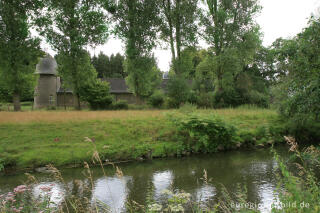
[91,52,125,78]
[80,79,113,110]
[112,0,160,97]
[200,0,261,92]
[56,50,97,101]
[159,0,199,75]
[195,53,215,93]
[109,53,126,78]
[92,52,110,78]
[36,0,109,109]
[0,0,43,111]
[124,56,162,97]
[167,76,191,108]
[178,47,206,78]
[271,16,320,142]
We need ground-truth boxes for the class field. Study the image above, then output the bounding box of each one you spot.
[0,108,285,171]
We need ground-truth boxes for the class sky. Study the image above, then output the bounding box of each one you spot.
[43,0,320,72]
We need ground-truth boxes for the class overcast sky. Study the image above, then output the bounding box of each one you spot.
[43,0,320,72]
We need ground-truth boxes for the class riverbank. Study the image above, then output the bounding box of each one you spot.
[0,108,286,172]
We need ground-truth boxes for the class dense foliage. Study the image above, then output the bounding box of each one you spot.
[158,0,199,75]
[272,137,320,213]
[173,114,237,153]
[148,90,165,108]
[270,16,320,143]
[167,76,191,108]
[80,80,113,110]
[112,0,161,98]
[0,0,43,111]
[36,0,109,109]
[91,52,126,78]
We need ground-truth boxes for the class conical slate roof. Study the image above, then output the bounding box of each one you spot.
[35,54,58,75]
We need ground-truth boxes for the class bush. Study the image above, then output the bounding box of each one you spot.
[113,100,129,110]
[172,114,237,153]
[187,90,198,104]
[286,116,320,144]
[167,76,191,108]
[247,90,269,108]
[148,90,165,108]
[213,89,242,108]
[80,80,113,110]
[196,92,214,108]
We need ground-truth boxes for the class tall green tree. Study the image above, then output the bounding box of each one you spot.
[92,52,110,78]
[200,0,261,92]
[178,47,206,78]
[36,0,109,109]
[159,0,199,75]
[271,16,320,142]
[112,0,160,97]
[273,16,320,119]
[109,53,126,78]
[0,0,43,111]
[92,52,126,78]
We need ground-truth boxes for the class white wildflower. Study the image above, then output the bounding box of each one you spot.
[148,203,162,212]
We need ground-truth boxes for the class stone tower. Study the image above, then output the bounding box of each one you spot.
[34,55,60,109]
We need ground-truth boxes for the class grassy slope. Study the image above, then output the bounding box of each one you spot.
[0,109,284,170]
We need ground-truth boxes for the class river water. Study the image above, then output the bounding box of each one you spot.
[0,145,290,212]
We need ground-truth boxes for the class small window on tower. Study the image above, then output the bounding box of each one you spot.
[49,95,54,105]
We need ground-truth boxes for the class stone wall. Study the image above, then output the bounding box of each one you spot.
[34,75,58,109]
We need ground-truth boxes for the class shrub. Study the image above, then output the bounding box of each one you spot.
[213,89,242,108]
[80,80,113,110]
[286,116,320,144]
[247,90,269,108]
[187,90,198,104]
[167,76,191,108]
[148,90,165,108]
[172,114,237,153]
[196,92,214,108]
[113,100,129,110]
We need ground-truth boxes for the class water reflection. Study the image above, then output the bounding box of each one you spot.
[195,184,215,203]
[258,183,279,212]
[33,182,65,207]
[0,146,290,213]
[93,176,131,212]
[153,171,173,198]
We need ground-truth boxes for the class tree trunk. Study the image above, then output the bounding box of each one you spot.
[164,0,176,64]
[175,0,181,75]
[13,92,21,111]
[75,93,81,110]
[64,89,67,110]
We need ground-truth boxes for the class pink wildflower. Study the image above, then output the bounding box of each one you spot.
[39,185,52,192]
[14,185,27,194]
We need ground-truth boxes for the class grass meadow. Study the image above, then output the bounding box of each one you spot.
[0,108,285,171]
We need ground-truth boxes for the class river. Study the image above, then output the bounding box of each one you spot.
[0,145,290,212]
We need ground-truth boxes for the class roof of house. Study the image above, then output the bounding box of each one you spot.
[57,87,73,93]
[57,78,132,94]
[35,55,58,75]
[56,78,193,94]
[104,78,133,94]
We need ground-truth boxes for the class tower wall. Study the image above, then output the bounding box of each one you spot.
[34,74,58,109]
